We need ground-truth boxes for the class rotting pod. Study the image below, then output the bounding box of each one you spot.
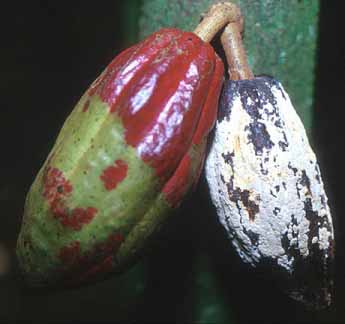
[205,11,334,309]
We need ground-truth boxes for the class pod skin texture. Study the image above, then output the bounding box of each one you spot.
[205,76,334,308]
[17,28,224,287]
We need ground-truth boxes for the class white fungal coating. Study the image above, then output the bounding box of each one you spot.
[205,76,334,308]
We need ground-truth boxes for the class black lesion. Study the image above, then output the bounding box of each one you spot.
[273,207,281,216]
[238,77,279,118]
[281,233,294,260]
[240,78,283,119]
[220,76,285,125]
[300,170,312,195]
[288,162,298,176]
[296,198,335,308]
[218,81,240,122]
[274,119,283,128]
[247,122,274,155]
[304,198,333,251]
[260,162,268,175]
[278,132,289,152]
[236,189,259,221]
[226,176,260,222]
[242,227,259,246]
[225,174,241,217]
[314,164,321,184]
[220,174,226,184]
[221,77,286,157]
[240,87,274,156]
[296,169,312,198]
[296,182,301,199]
[278,140,288,151]
[320,194,327,208]
[221,151,235,168]
[220,77,291,164]
[270,189,277,198]
[281,214,299,261]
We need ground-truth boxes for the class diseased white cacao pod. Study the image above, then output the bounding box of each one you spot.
[205,76,334,309]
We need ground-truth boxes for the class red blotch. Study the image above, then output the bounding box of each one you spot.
[100,160,128,191]
[59,207,98,231]
[76,233,124,283]
[58,233,124,286]
[96,233,124,255]
[82,99,90,112]
[58,241,81,265]
[43,167,73,200]
[43,167,97,230]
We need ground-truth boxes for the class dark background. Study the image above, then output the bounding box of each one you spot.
[1,1,344,323]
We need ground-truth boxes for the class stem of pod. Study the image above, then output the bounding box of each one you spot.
[193,2,241,42]
[221,18,254,80]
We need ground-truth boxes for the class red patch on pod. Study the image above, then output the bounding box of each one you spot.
[58,233,124,285]
[43,167,73,199]
[76,233,124,283]
[88,28,224,183]
[57,207,98,231]
[100,159,128,191]
[43,167,97,230]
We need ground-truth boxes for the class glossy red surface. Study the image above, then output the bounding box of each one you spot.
[91,28,224,183]
[161,47,223,207]
[162,154,192,208]
[192,55,224,145]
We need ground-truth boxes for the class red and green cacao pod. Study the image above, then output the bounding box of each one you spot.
[17,28,224,287]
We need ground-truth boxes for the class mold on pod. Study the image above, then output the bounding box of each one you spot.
[205,76,334,309]
[205,16,334,309]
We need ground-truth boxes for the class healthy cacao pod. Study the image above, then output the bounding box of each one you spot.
[17,28,224,287]
[205,76,334,308]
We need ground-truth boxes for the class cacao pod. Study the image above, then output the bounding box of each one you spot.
[205,76,334,309]
[17,28,224,287]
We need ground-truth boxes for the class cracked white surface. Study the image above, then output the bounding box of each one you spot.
[205,77,334,286]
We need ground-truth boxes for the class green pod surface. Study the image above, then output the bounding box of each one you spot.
[17,28,224,287]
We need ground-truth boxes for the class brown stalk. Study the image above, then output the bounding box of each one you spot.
[221,18,254,80]
[193,2,241,43]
